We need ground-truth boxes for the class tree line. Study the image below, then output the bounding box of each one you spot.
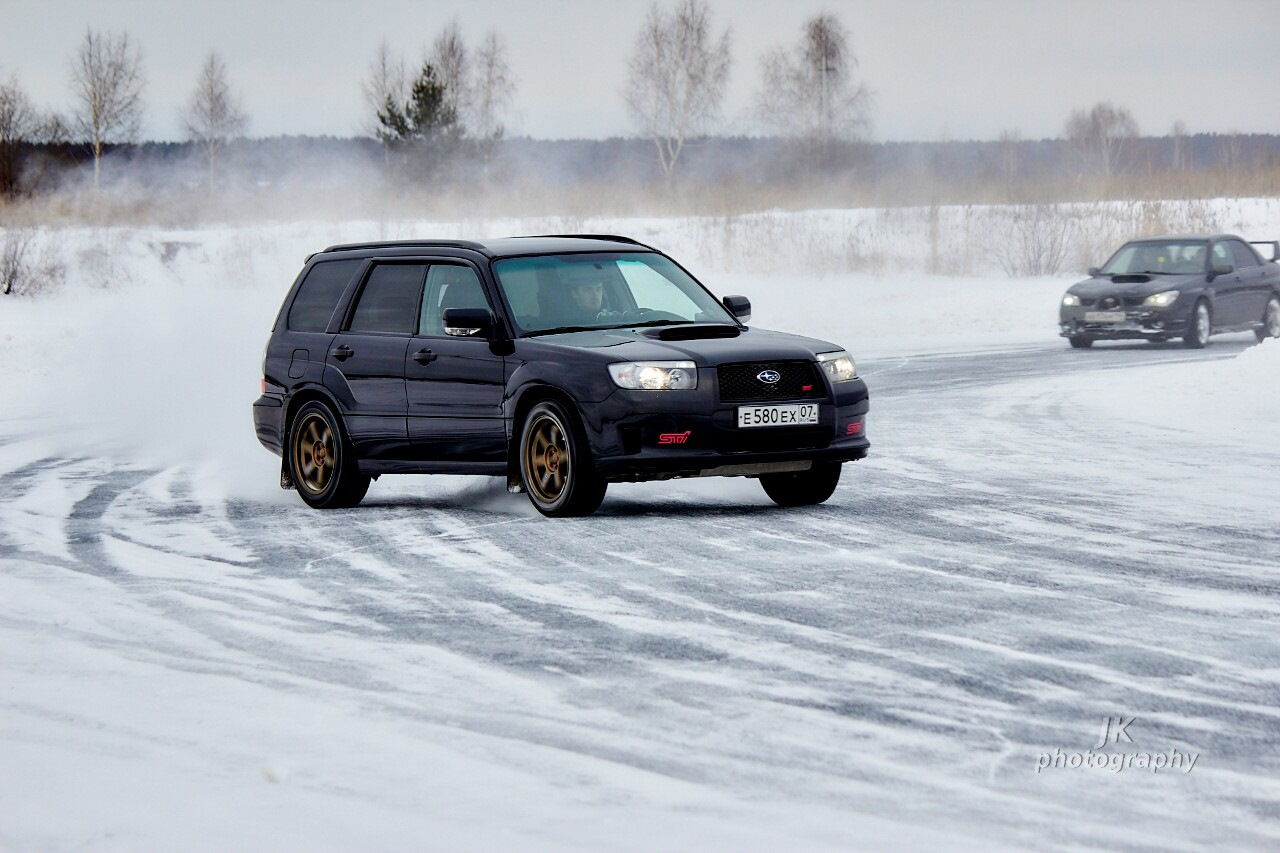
[0,0,1269,203]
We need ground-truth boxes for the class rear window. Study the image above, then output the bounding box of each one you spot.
[287,259,361,332]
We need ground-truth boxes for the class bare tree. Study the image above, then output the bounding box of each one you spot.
[625,0,732,178]
[1170,120,1190,173]
[69,29,145,189]
[430,21,469,124]
[997,129,1022,200]
[757,13,871,165]
[0,74,38,197]
[363,42,407,135]
[1063,102,1138,179]
[182,53,248,189]
[470,31,515,163]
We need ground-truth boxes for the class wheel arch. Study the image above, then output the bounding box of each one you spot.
[284,385,346,445]
[506,383,584,481]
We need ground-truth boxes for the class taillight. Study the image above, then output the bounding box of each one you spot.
[261,378,267,394]
[845,419,864,436]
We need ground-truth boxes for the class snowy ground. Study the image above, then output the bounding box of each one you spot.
[1,213,1278,850]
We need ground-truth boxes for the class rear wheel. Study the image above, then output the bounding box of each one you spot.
[519,400,607,517]
[287,401,370,509]
[1183,300,1210,349]
[760,461,842,507]
[1257,296,1280,342]
[1068,335,1093,349]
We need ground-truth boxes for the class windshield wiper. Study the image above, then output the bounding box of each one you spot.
[521,324,616,337]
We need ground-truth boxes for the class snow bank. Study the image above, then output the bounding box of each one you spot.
[1065,337,1280,439]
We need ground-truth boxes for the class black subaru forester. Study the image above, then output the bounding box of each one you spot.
[252,236,870,516]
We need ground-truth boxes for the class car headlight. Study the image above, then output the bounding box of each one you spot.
[816,350,857,382]
[1062,293,1081,307]
[1142,290,1179,308]
[608,361,697,390]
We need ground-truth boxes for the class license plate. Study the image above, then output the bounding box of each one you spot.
[1085,311,1125,323]
[737,404,820,428]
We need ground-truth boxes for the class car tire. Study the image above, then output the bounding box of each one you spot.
[287,400,371,509]
[519,400,607,517]
[760,461,842,507]
[1256,296,1280,342]
[1183,300,1211,349]
[1068,335,1093,349]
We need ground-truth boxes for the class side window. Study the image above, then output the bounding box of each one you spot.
[348,264,426,334]
[1211,242,1232,269]
[418,264,489,335]
[287,259,361,332]
[1230,240,1260,269]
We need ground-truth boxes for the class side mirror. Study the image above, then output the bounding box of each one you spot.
[442,307,494,338]
[722,295,751,323]
[1087,267,1101,277]
[1208,264,1233,280]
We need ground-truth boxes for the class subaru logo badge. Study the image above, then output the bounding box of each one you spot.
[757,370,781,384]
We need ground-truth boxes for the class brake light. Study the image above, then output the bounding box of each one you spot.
[846,419,864,436]
[261,378,267,394]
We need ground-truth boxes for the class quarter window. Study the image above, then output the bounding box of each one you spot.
[348,264,426,334]
[287,259,361,332]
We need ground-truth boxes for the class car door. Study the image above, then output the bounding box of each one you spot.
[326,262,425,459]
[405,262,507,462]
[1228,240,1269,325]
[1208,241,1245,326]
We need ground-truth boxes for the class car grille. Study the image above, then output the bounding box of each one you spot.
[1081,296,1146,309]
[717,361,825,402]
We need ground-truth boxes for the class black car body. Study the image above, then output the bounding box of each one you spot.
[252,236,870,516]
[1059,234,1280,348]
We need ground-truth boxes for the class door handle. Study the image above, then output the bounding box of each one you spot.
[330,344,353,361]
[413,348,437,365]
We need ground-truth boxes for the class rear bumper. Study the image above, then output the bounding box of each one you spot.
[253,394,285,456]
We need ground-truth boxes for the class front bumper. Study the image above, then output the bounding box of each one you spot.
[581,380,871,482]
[1059,305,1189,340]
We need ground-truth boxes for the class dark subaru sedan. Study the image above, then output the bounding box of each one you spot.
[1059,234,1280,348]
[252,236,870,516]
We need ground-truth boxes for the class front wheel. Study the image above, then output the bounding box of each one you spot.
[760,461,842,507]
[287,401,370,509]
[1183,300,1210,349]
[1256,296,1280,342]
[519,400,607,517]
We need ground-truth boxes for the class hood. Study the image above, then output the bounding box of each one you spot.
[1068,274,1187,299]
[523,325,843,365]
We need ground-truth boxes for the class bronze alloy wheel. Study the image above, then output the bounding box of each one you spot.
[523,409,571,505]
[518,400,607,517]
[287,401,372,509]
[293,411,336,496]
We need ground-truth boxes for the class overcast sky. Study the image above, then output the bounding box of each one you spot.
[4,0,1278,143]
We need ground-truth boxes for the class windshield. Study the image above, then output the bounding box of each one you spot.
[492,252,738,335]
[1101,241,1208,275]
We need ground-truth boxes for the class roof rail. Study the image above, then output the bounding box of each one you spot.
[524,234,655,250]
[319,239,489,254]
